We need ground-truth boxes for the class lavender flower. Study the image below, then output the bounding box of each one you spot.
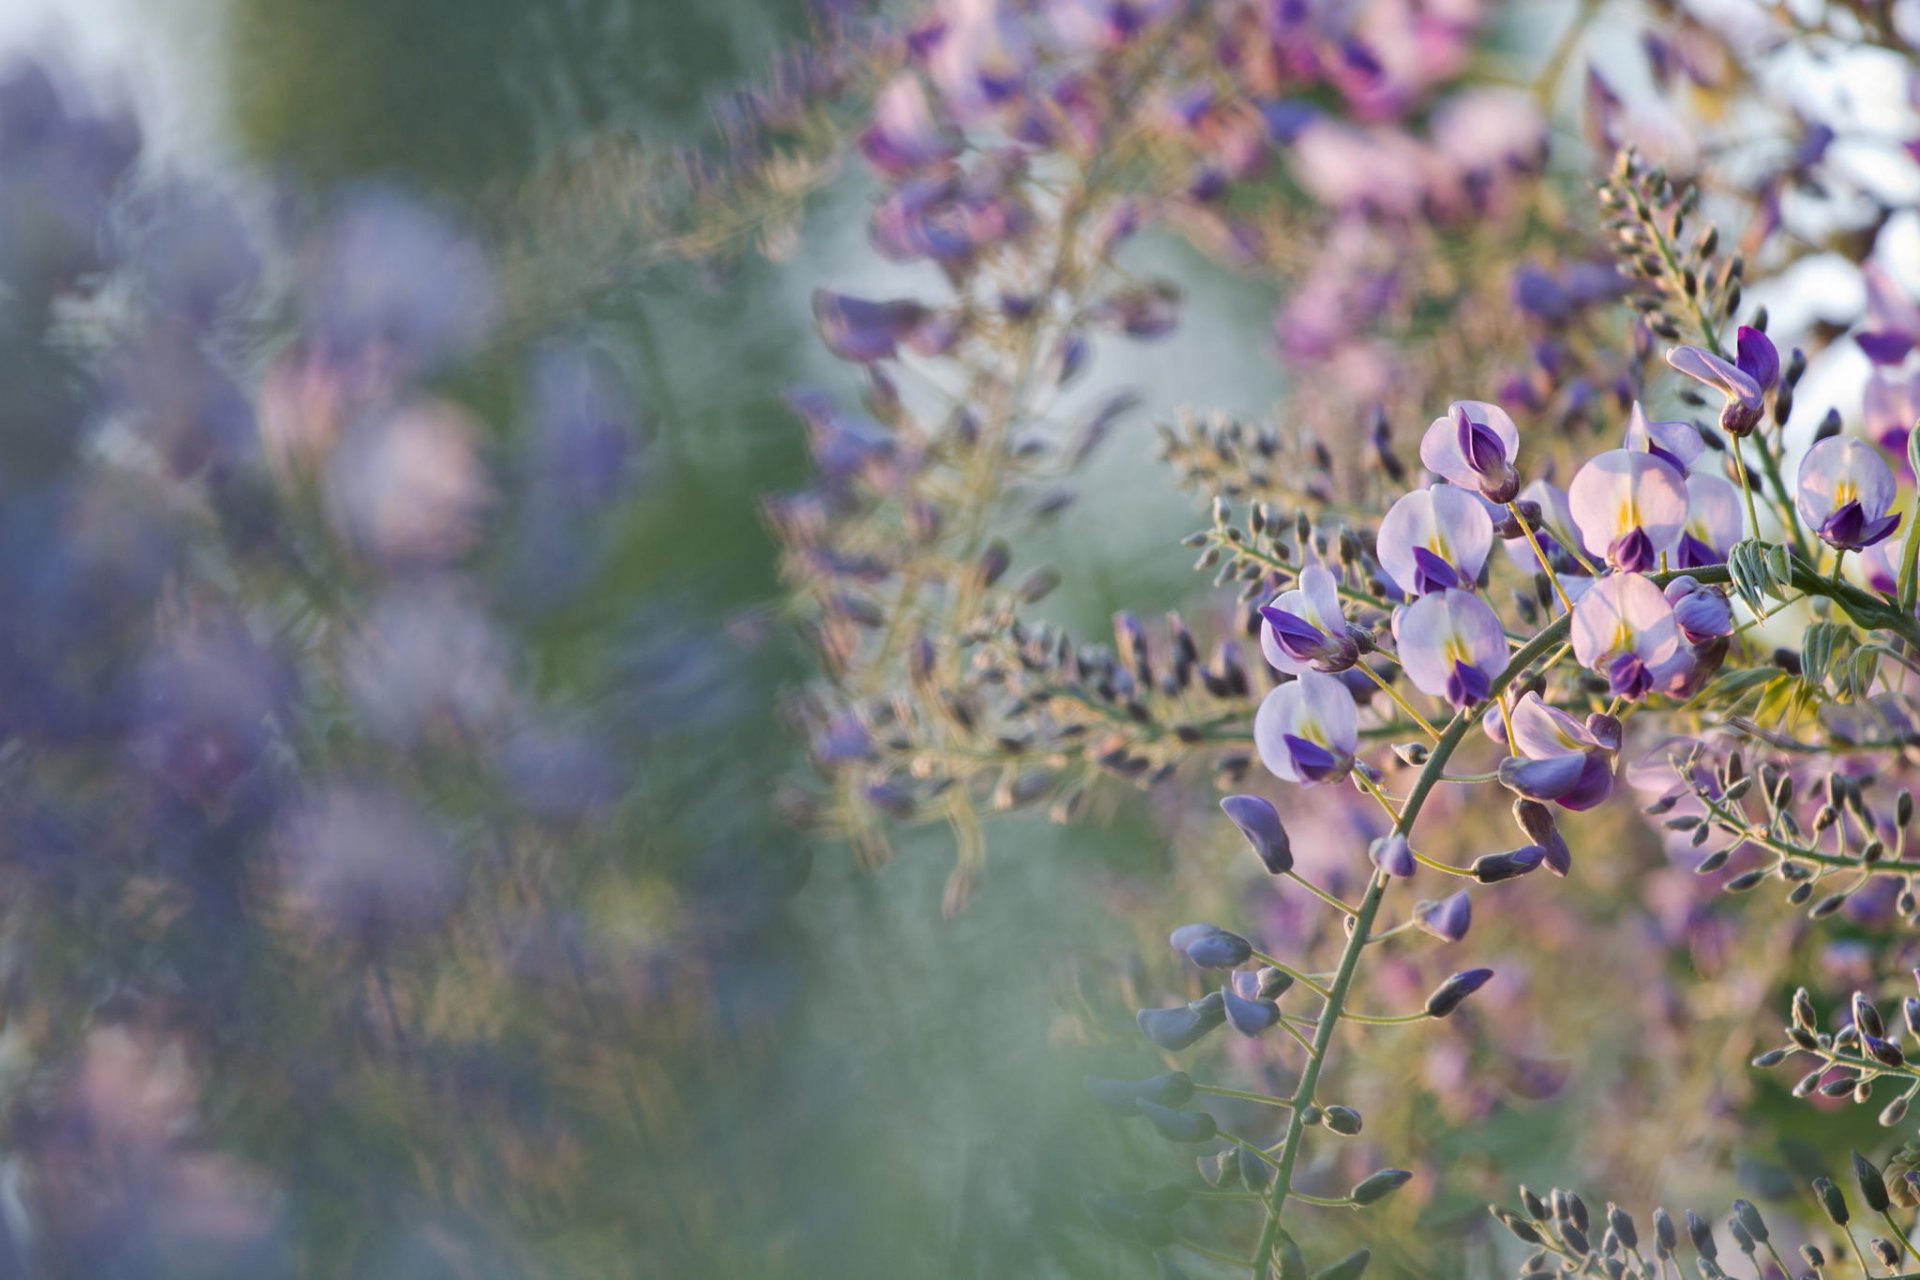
[1858,263,1920,366]
[1567,449,1687,572]
[1392,588,1504,709]
[1258,564,1355,673]
[1501,691,1614,810]
[1622,401,1703,473]
[1676,473,1743,568]
[1419,400,1520,504]
[1254,670,1358,785]
[1666,344,1765,437]
[1664,575,1734,645]
[1796,437,1901,551]
[1570,572,1690,700]
[1375,483,1493,596]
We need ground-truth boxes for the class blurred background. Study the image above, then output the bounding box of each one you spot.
[2,1,1913,1278]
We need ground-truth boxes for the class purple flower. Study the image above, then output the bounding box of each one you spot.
[1858,263,1920,366]
[1675,472,1743,567]
[1258,564,1354,673]
[1862,537,1905,597]
[1567,449,1688,572]
[1623,400,1703,472]
[276,784,462,943]
[1735,325,1780,393]
[1665,345,1764,436]
[1503,691,1613,810]
[1571,573,1690,701]
[926,0,1032,123]
[1796,437,1901,551]
[1391,589,1505,710]
[1376,483,1493,597]
[813,290,952,363]
[1417,891,1472,942]
[302,185,497,374]
[1665,575,1734,645]
[1370,834,1415,878]
[858,75,956,177]
[1220,794,1292,874]
[1420,400,1521,503]
[1254,670,1358,785]
[1865,370,1920,457]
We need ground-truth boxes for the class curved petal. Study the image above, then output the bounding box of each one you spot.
[1377,485,1493,597]
[1509,690,1594,759]
[1393,590,1503,702]
[1253,684,1302,783]
[1296,669,1359,756]
[1797,437,1897,530]
[1624,401,1704,469]
[1571,572,1680,670]
[1683,471,1744,558]
[1568,449,1688,562]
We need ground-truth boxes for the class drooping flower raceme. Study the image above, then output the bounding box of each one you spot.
[1254,669,1358,785]
[1392,588,1506,709]
[1796,436,1901,552]
[1499,691,1613,811]
[1420,399,1520,503]
[1622,400,1703,473]
[1259,563,1356,674]
[1376,483,1493,596]
[1567,449,1688,572]
[1570,572,1689,700]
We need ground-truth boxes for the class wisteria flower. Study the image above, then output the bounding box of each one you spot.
[1499,691,1613,810]
[1862,536,1904,597]
[1376,483,1493,596]
[1571,572,1690,700]
[1567,449,1688,571]
[1259,564,1355,674]
[813,290,953,363]
[1865,369,1920,457]
[1796,436,1901,551]
[1664,575,1734,645]
[1392,589,1506,709]
[1254,670,1358,785]
[1666,338,1768,436]
[1419,400,1520,503]
[1623,401,1703,472]
[859,75,956,178]
[1676,472,1743,568]
[1858,262,1920,366]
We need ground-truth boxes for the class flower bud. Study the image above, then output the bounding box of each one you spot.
[1168,924,1252,969]
[1424,968,1495,1018]
[1856,1151,1891,1212]
[1350,1169,1412,1206]
[1137,1099,1216,1143]
[1220,794,1293,874]
[1369,834,1415,879]
[1084,1071,1195,1115]
[1814,1177,1850,1226]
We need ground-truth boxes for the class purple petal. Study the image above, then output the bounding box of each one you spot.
[1735,325,1780,392]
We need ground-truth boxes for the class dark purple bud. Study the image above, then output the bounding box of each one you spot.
[1687,1210,1717,1259]
[1424,968,1495,1018]
[1222,985,1281,1036]
[1417,891,1472,942]
[1084,1071,1196,1115]
[1136,994,1226,1051]
[1585,713,1622,750]
[1350,1169,1412,1205]
[1370,834,1414,879]
[1735,325,1780,392]
[1471,845,1546,883]
[1169,924,1253,969]
[1136,1099,1217,1143]
[1221,794,1293,874]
